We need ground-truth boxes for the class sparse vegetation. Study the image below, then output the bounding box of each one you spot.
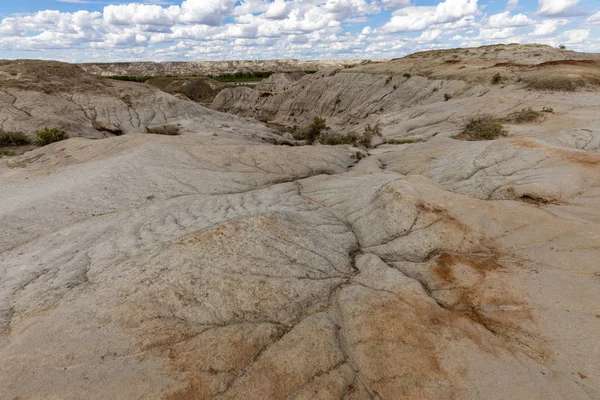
[385,138,425,145]
[542,106,554,113]
[0,131,31,146]
[444,93,453,101]
[0,149,17,157]
[559,44,566,50]
[293,117,327,144]
[36,128,69,146]
[293,118,380,148]
[508,108,542,123]
[145,125,181,136]
[492,73,503,85]
[360,123,381,148]
[454,115,507,141]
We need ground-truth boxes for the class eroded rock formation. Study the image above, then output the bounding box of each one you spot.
[1,45,599,399]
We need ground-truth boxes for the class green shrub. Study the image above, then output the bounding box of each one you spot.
[359,123,381,148]
[145,125,181,135]
[0,131,31,146]
[559,44,566,50]
[454,115,507,141]
[293,117,327,144]
[508,108,542,123]
[491,73,502,85]
[36,128,69,146]
[444,93,453,101]
[319,132,359,146]
[542,106,554,113]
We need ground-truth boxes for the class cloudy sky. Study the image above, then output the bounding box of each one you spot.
[0,0,598,62]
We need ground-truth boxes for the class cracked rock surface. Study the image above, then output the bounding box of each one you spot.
[1,47,600,399]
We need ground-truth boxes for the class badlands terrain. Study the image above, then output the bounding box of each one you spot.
[0,43,599,399]
[79,59,379,78]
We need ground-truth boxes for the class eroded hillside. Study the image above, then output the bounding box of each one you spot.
[79,59,383,78]
[1,44,599,400]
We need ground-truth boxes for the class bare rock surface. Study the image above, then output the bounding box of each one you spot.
[1,45,600,399]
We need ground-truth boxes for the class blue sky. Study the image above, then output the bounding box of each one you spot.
[0,0,598,62]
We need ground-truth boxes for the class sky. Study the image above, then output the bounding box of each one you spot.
[0,0,598,62]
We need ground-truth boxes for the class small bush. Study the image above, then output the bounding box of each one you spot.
[293,117,327,144]
[359,124,381,148]
[454,115,507,141]
[542,106,554,113]
[444,93,453,101]
[36,128,69,146]
[491,73,502,85]
[320,132,359,146]
[559,44,566,50]
[403,73,412,79]
[296,119,380,148]
[508,108,542,123]
[0,131,31,146]
[145,125,181,136]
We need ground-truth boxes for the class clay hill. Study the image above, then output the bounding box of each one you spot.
[1,44,599,400]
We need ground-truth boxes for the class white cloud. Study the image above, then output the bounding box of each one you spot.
[382,0,479,33]
[532,18,567,35]
[560,28,589,43]
[0,0,596,62]
[537,0,580,16]
[180,0,236,26]
[487,11,533,28]
[103,4,180,27]
[507,0,519,9]
[586,11,600,24]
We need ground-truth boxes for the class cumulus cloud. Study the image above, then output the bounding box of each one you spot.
[487,11,533,28]
[560,28,589,43]
[0,0,597,62]
[103,4,180,27]
[531,18,566,35]
[180,0,236,26]
[537,0,581,16]
[382,0,479,32]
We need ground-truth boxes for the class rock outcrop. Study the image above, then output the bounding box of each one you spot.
[1,45,599,399]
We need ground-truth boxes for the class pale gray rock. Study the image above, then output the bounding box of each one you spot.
[1,45,599,400]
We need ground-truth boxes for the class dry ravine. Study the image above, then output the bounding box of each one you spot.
[1,44,599,399]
